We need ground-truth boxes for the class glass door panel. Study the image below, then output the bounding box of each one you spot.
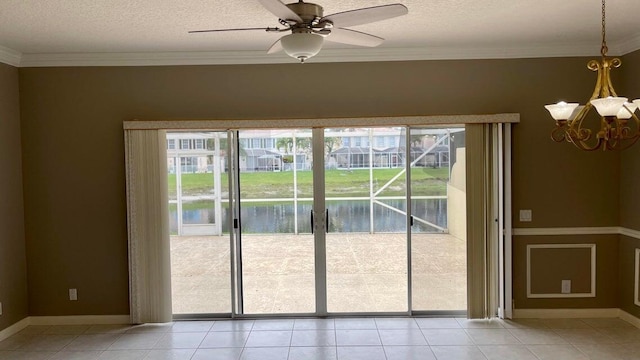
[410,127,467,311]
[325,127,408,313]
[168,131,231,315]
[238,129,315,314]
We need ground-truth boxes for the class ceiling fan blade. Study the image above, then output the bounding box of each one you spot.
[322,4,408,28]
[326,28,384,47]
[258,0,303,22]
[267,38,284,54]
[189,27,279,33]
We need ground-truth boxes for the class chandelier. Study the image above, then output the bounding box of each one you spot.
[545,0,640,151]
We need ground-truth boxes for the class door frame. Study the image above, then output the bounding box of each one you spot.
[132,113,520,317]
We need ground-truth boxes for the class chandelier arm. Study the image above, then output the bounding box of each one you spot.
[615,113,640,150]
[569,104,593,140]
[570,135,603,151]
[575,136,604,151]
[551,125,567,142]
[604,58,621,97]
[587,60,604,100]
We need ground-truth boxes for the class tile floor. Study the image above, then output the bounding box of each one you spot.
[1,317,639,359]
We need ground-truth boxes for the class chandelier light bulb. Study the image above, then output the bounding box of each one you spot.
[545,101,579,120]
[617,102,639,120]
[590,96,628,117]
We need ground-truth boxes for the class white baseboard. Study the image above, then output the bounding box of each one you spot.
[0,318,30,342]
[0,315,130,342]
[513,308,621,319]
[619,309,640,328]
[513,308,640,328]
[29,315,130,326]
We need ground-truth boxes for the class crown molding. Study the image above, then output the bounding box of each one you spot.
[4,41,640,68]
[0,45,21,67]
[610,33,640,56]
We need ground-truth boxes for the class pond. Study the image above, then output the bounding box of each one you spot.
[170,199,448,234]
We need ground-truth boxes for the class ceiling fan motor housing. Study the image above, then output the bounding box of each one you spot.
[286,2,323,24]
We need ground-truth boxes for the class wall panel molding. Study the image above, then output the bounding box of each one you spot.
[621,227,640,240]
[513,226,640,239]
[633,249,640,306]
[513,227,620,236]
[526,244,596,298]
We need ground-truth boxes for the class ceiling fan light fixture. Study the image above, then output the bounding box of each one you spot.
[281,32,324,62]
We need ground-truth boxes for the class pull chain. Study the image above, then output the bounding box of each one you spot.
[601,0,608,57]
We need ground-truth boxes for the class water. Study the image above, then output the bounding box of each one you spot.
[170,199,448,234]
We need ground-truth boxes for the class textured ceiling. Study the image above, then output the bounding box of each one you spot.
[1,0,640,66]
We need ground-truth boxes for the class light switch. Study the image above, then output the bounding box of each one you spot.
[519,209,532,222]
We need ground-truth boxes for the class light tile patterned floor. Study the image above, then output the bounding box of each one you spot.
[1,317,639,359]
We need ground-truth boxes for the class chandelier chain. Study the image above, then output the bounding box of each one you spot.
[601,0,608,56]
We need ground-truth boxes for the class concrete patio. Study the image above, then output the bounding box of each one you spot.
[171,233,466,315]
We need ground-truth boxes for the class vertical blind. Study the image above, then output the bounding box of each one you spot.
[125,129,173,323]
[466,123,503,319]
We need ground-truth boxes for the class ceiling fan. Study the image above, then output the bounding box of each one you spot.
[189,0,409,63]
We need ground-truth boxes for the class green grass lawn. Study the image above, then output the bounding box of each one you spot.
[168,167,449,199]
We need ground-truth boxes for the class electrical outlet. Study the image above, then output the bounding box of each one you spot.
[69,288,78,301]
[561,280,571,294]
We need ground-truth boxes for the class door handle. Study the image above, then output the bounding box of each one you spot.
[325,209,329,233]
[310,210,314,234]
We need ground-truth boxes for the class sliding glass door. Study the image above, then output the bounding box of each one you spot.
[168,131,232,315]
[324,128,408,313]
[237,129,316,314]
[167,126,473,317]
[409,127,467,312]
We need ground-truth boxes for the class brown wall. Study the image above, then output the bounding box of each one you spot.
[619,236,640,317]
[514,235,619,309]
[0,63,28,329]
[619,49,640,317]
[621,49,640,230]
[18,57,622,316]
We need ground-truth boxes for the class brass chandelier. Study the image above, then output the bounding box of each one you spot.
[545,0,640,151]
